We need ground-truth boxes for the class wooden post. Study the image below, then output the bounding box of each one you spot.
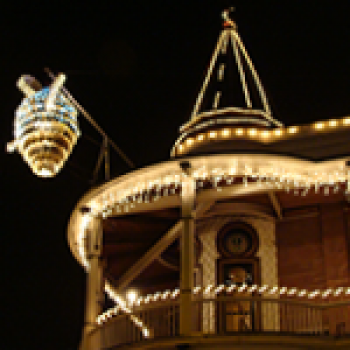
[82,216,104,350]
[179,161,196,335]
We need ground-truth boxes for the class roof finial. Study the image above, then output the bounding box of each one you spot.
[222,7,236,29]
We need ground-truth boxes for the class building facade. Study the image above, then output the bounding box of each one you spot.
[68,11,350,350]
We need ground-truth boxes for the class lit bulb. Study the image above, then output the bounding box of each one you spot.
[248,128,257,136]
[273,129,283,136]
[287,126,298,134]
[260,130,270,138]
[314,122,324,130]
[221,128,230,137]
[126,289,138,305]
[343,117,350,125]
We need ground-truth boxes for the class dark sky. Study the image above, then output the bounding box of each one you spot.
[2,1,350,349]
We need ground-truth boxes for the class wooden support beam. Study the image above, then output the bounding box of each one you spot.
[116,201,214,292]
[268,191,283,219]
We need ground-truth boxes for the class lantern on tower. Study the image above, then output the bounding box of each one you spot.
[7,73,80,177]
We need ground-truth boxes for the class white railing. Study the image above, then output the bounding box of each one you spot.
[89,296,350,349]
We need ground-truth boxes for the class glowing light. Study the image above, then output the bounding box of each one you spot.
[197,134,204,141]
[322,289,332,298]
[249,285,257,293]
[287,126,298,134]
[314,122,324,130]
[343,117,350,125]
[308,290,320,298]
[269,286,278,294]
[273,129,283,136]
[259,285,268,293]
[260,130,270,138]
[235,128,244,135]
[209,131,217,138]
[279,287,287,295]
[298,289,307,297]
[334,287,343,296]
[248,128,257,136]
[287,288,297,296]
[328,120,337,127]
[126,289,138,305]
[221,128,230,137]
[142,328,150,338]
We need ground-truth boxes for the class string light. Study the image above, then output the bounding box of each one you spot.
[221,128,230,137]
[97,283,350,326]
[79,159,349,220]
[173,114,350,157]
[236,128,244,135]
[328,120,337,127]
[287,126,298,134]
[248,128,257,136]
[314,122,324,130]
[273,129,283,136]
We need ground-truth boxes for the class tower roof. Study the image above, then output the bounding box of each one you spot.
[172,9,283,156]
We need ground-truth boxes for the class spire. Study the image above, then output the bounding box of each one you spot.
[181,9,282,134]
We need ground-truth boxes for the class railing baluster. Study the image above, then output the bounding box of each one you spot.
[93,294,350,348]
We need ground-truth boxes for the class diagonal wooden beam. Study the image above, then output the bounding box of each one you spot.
[268,191,283,219]
[116,201,214,292]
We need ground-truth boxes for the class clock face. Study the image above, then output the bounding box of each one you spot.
[223,230,251,255]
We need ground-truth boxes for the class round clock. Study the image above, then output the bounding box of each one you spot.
[224,230,251,255]
[218,222,258,257]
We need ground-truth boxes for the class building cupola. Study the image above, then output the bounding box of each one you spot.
[172,9,283,157]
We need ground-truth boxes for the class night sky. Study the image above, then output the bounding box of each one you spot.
[2,2,350,349]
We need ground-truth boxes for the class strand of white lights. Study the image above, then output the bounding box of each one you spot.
[190,30,228,120]
[175,114,271,151]
[230,32,252,108]
[96,284,350,330]
[104,282,151,338]
[186,12,280,126]
[212,91,221,109]
[181,105,273,136]
[232,34,280,126]
[218,63,225,81]
[174,116,350,158]
[96,305,120,325]
[135,284,350,305]
[97,283,350,326]
[94,176,347,219]
[85,159,348,220]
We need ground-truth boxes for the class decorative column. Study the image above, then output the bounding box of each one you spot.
[199,224,221,334]
[82,215,104,350]
[179,161,196,336]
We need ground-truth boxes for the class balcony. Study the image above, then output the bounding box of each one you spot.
[88,295,350,349]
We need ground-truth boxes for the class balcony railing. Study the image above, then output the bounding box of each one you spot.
[89,296,350,349]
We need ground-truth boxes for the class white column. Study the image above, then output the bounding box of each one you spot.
[199,228,220,333]
[82,216,104,350]
[180,166,196,335]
